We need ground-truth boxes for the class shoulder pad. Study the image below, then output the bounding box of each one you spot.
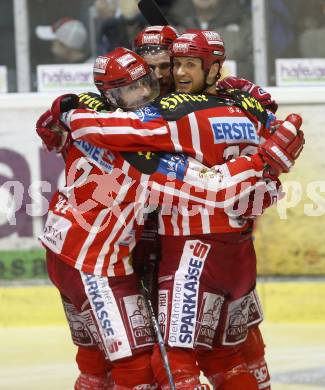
[217,89,268,125]
[153,92,229,121]
[78,92,110,112]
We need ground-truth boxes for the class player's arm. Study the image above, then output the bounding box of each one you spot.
[36,92,106,155]
[144,151,275,214]
[217,76,278,113]
[145,154,281,219]
[147,113,304,210]
[62,106,177,152]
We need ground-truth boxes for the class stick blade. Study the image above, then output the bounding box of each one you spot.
[138,0,169,26]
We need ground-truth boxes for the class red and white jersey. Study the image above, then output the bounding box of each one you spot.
[63,93,273,235]
[66,104,262,167]
[40,136,265,276]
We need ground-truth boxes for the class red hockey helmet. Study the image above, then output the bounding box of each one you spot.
[93,47,159,109]
[133,25,179,55]
[169,30,226,71]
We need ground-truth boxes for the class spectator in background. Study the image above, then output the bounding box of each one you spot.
[36,17,90,63]
[298,0,325,57]
[265,0,298,84]
[94,0,146,54]
[163,0,254,80]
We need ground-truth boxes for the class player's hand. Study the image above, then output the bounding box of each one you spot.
[258,114,305,176]
[50,93,80,121]
[217,76,278,113]
[241,178,284,219]
[36,109,70,152]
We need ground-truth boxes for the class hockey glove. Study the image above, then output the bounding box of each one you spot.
[36,94,79,152]
[50,93,80,122]
[258,114,305,176]
[242,177,284,219]
[217,76,278,113]
[36,109,70,152]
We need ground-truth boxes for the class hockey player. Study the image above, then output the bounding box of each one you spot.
[41,44,304,389]
[36,48,287,390]
[169,30,276,389]
[133,32,277,390]
[131,24,179,315]
[133,25,179,96]
[134,33,279,384]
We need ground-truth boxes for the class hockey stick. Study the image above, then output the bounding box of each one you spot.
[138,0,169,26]
[141,280,176,390]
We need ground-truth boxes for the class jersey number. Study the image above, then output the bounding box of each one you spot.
[223,145,257,161]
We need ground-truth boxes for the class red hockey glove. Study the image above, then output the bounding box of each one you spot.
[217,76,278,113]
[50,93,80,122]
[36,94,79,152]
[258,114,305,176]
[36,109,70,152]
[241,177,284,219]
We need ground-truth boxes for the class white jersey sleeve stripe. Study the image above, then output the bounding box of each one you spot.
[188,112,204,163]
[71,111,140,121]
[97,202,135,275]
[200,208,211,234]
[171,206,180,235]
[72,125,169,139]
[75,208,111,270]
[181,211,190,235]
[168,120,183,152]
[108,173,150,275]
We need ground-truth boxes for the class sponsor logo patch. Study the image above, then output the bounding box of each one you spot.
[195,293,224,348]
[209,116,259,145]
[173,42,189,53]
[157,153,188,181]
[135,105,161,122]
[168,240,210,348]
[123,294,155,348]
[203,31,223,46]
[158,290,169,339]
[82,274,132,360]
[129,65,146,80]
[63,301,99,346]
[75,140,114,173]
[159,93,209,111]
[93,56,109,74]
[222,289,263,346]
[41,210,71,253]
[116,53,136,67]
[142,33,161,44]
[247,289,264,326]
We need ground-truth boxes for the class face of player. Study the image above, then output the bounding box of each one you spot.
[142,50,173,96]
[106,71,160,109]
[119,82,152,108]
[173,57,205,93]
